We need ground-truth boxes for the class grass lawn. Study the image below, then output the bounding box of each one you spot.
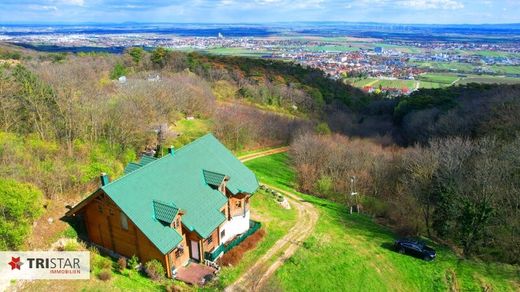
[169,118,213,149]
[246,153,520,291]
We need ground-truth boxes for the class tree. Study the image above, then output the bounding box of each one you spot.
[151,47,168,68]
[127,47,144,65]
[110,62,127,80]
[0,179,43,250]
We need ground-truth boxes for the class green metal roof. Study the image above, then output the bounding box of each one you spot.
[140,155,157,166]
[124,162,142,175]
[153,200,179,224]
[203,170,226,186]
[100,133,259,254]
[124,156,157,175]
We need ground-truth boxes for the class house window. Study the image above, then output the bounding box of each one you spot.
[120,212,128,230]
[97,204,103,213]
[206,235,213,244]
[175,246,184,258]
[236,200,241,208]
[220,229,225,239]
[172,217,180,229]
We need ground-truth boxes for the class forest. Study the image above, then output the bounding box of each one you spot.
[0,44,519,265]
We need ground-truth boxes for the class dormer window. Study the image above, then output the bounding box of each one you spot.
[203,170,229,193]
[153,200,179,227]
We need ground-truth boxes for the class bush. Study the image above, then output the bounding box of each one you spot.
[63,240,83,251]
[98,269,112,281]
[219,229,265,266]
[128,255,139,270]
[117,257,127,272]
[165,284,182,292]
[144,259,165,281]
[0,178,44,250]
[93,254,113,270]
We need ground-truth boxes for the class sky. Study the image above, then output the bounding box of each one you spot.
[0,0,519,25]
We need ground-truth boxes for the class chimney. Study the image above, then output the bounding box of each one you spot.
[167,145,175,156]
[100,173,109,186]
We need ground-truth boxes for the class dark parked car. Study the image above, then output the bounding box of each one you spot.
[394,238,436,261]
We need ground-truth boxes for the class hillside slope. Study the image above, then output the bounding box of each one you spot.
[245,153,520,291]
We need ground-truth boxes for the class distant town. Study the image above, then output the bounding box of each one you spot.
[2,23,520,96]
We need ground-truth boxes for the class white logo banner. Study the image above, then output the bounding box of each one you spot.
[0,251,90,280]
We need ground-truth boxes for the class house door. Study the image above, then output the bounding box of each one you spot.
[190,240,200,261]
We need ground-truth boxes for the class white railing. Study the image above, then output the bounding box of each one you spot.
[204,259,221,272]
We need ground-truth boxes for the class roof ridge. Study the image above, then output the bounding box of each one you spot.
[105,133,217,187]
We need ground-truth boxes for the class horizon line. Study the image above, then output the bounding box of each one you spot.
[2,21,520,27]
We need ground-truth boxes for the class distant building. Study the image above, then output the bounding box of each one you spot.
[218,32,224,39]
[374,47,384,54]
[118,76,127,84]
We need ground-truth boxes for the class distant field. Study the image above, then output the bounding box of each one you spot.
[413,61,476,73]
[469,50,520,58]
[345,78,432,90]
[417,73,459,84]
[347,78,416,88]
[201,47,270,57]
[305,45,359,52]
[346,74,519,92]
[455,75,520,85]
[491,65,520,75]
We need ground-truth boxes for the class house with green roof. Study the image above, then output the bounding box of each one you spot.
[66,134,259,278]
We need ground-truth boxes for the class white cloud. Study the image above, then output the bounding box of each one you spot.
[399,0,464,10]
[28,4,58,11]
[54,0,85,6]
[356,0,464,10]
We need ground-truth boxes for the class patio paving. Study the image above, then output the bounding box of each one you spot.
[175,262,217,286]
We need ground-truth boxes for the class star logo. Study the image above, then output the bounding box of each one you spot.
[8,257,23,270]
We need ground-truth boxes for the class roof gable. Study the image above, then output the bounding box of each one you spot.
[153,200,179,224]
[203,169,227,186]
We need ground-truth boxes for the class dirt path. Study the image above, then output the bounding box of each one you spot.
[227,150,319,291]
[238,147,290,163]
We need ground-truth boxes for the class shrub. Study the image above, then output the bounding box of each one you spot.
[128,255,139,270]
[219,229,265,266]
[63,240,83,251]
[98,269,112,281]
[144,259,165,281]
[0,178,44,250]
[165,284,182,292]
[93,254,113,270]
[117,257,127,272]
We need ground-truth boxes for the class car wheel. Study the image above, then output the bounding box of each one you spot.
[399,248,405,254]
[423,255,431,261]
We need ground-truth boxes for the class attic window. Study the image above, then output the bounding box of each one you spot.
[203,170,227,188]
[153,200,179,226]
